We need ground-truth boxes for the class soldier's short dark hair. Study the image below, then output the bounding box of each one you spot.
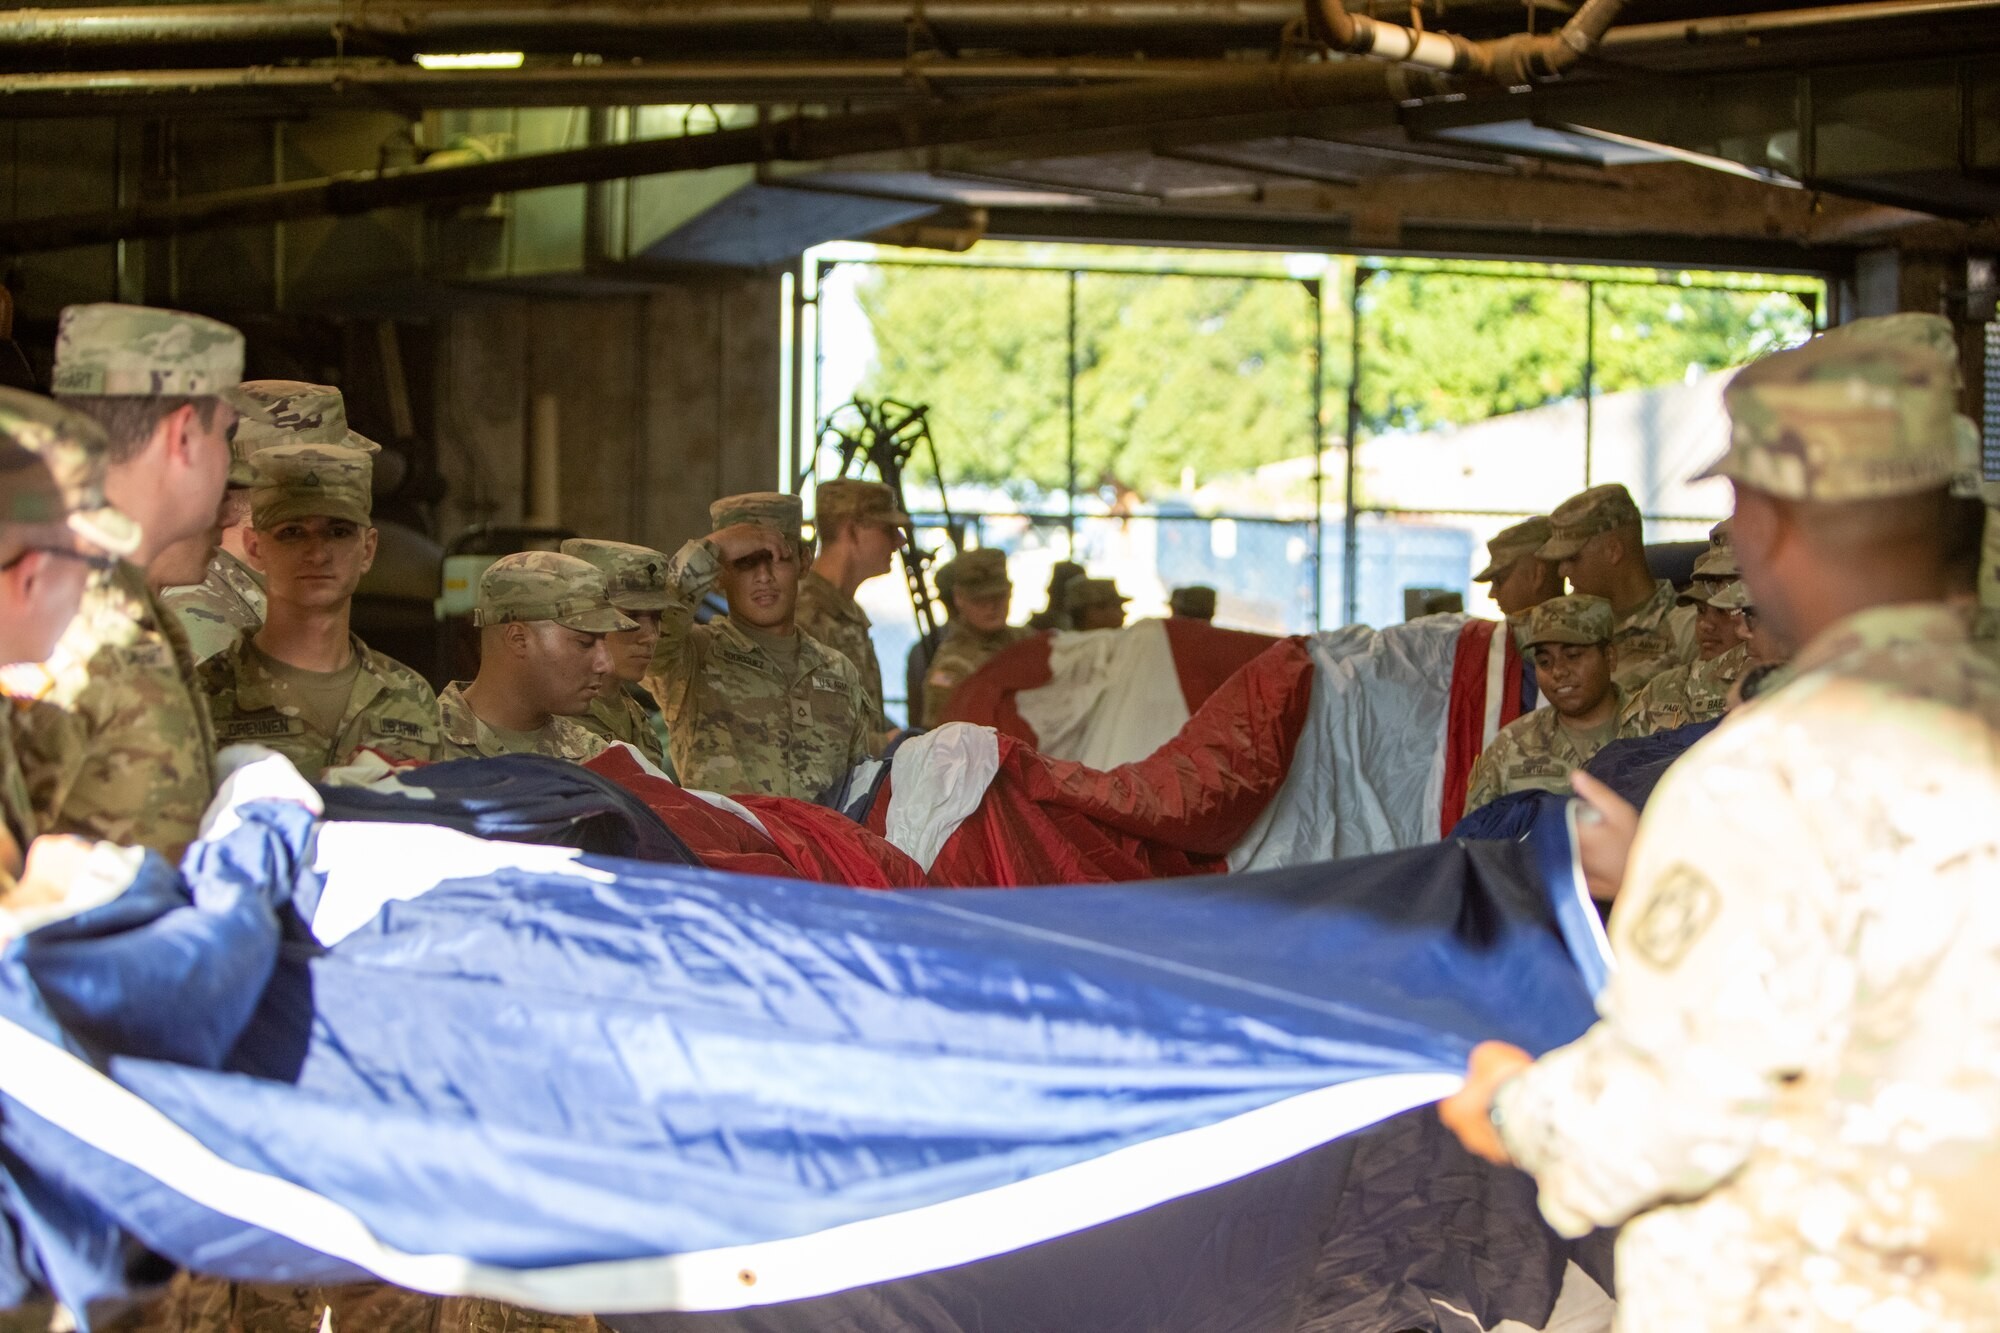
[59,395,220,465]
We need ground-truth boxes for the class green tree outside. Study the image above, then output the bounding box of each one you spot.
[851,258,1816,497]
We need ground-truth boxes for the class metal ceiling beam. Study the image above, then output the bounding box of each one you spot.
[0,2,1303,63]
[981,203,1858,274]
[3,0,1992,66]
[0,57,1222,115]
[0,57,1446,254]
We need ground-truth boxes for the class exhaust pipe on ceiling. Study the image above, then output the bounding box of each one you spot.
[1303,0,1629,83]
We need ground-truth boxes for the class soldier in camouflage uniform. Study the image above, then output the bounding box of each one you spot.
[1461,594,1640,815]
[0,391,138,890]
[920,548,1030,728]
[1535,483,1697,693]
[436,553,633,762]
[643,492,875,799]
[0,400,134,1333]
[1442,327,2000,1333]
[1063,574,1129,632]
[559,538,671,770]
[1471,515,1562,617]
[1026,560,1083,632]
[163,381,382,664]
[1621,537,1750,734]
[1168,584,1216,621]
[798,479,908,749]
[199,445,440,776]
[5,304,253,858]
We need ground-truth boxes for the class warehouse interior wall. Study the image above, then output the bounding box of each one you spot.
[432,276,783,553]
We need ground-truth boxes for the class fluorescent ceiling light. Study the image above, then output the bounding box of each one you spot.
[414,52,525,70]
[1554,124,1803,188]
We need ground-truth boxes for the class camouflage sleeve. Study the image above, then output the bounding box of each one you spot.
[645,538,721,708]
[1493,730,1839,1236]
[846,669,877,766]
[1665,602,1700,665]
[648,536,720,676]
[1460,739,1505,816]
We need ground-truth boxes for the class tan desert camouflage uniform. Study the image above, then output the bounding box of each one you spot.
[559,539,671,770]
[1495,330,2000,1333]
[1463,595,1637,813]
[920,549,1029,727]
[645,493,874,799]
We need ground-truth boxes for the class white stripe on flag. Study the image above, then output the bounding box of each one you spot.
[1482,621,1509,747]
[0,1007,1455,1314]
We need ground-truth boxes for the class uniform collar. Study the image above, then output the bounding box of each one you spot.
[949,622,1018,648]
[802,570,869,626]
[710,615,836,681]
[1614,579,1678,634]
[231,633,378,714]
[1791,602,1971,677]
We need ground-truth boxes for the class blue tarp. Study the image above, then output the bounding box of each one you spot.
[0,792,1609,1331]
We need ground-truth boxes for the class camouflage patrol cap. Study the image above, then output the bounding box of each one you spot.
[710,491,803,544]
[1704,333,1959,501]
[1803,314,1982,498]
[475,551,637,633]
[1517,593,1614,648]
[249,444,373,529]
[1063,574,1129,613]
[814,479,910,535]
[1708,517,1733,549]
[51,304,255,410]
[953,547,1012,598]
[1706,579,1751,611]
[1535,485,1642,561]
[234,380,381,467]
[559,538,670,612]
[1169,584,1217,618]
[1691,545,1739,581]
[0,388,139,557]
[1474,516,1553,582]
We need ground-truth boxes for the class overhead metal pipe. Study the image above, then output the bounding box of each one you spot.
[1598,0,2000,50]
[0,57,1221,114]
[2,0,1994,65]
[0,2,1300,61]
[0,57,1447,254]
[1304,0,1628,83]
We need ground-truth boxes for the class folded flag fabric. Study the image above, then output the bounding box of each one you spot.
[944,619,1281,768]
[0,791,1606,1328]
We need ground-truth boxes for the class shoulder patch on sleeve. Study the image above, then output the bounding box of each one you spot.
[1629,862,1722,972]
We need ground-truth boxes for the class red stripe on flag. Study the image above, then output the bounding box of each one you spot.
[1160,618,1282,715]
[940,632,1053,746]
[1439,619,1500,838]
